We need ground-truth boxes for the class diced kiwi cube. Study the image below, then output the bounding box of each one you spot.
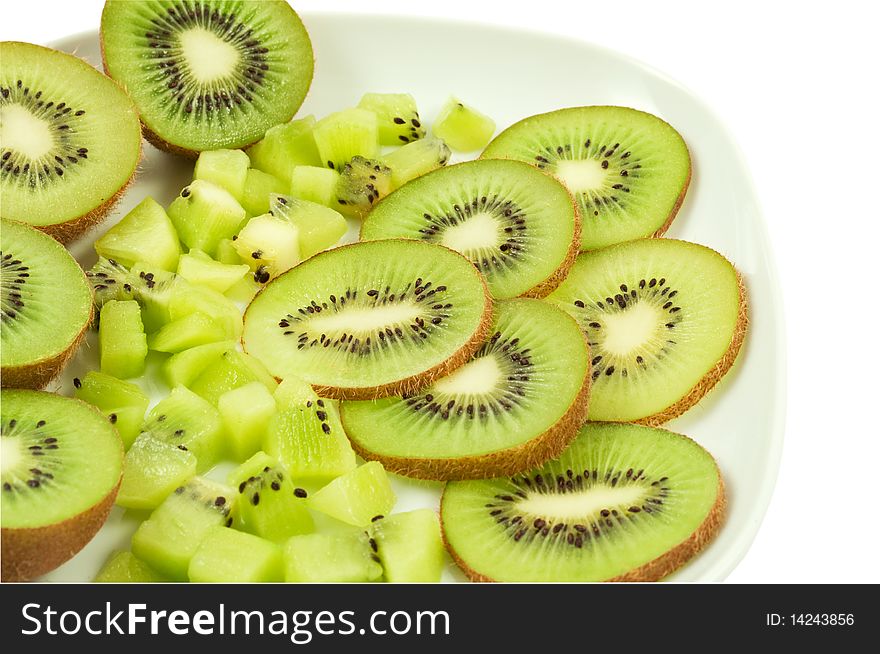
[214,238,244,265]
[289,165,340,206]
[162,340,236,388]
[117,434,198,510]
[94,197,181,271]
[432,97,496,151]
[218,382,277,461]
[283,532,383,582]
[190,349,278,405]
[383,136,451,189]
[270,194,347,258]
[241,168,287,216]
[312,108,379,171]
[108,405,149,450]
[74,370,148,412]
[143,386,226,471]
[167,283,243,340]
[177,249,249,293]
[167,180,247,257]
[233,213,301,282]
[94,551,169,583]
[307,462,396,527]
[148,311,227,353]
[188,526,283,582]
[358,92,425,146]
[246,116,322,181]
[193,149,250,201]
[224,275,262,304]
[99,299,148,379]
[369,510,444,582]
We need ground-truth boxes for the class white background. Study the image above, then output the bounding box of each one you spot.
[3,0,879,583]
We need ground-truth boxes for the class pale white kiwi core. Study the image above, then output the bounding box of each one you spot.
[307,302,423,335]
[601,302,662,356]
[0,436,22,476]
[441,212,499,253]
[433,356,501,396]
[0,104,54,158]
[555,159,607,193]
[179,27,240,83]
[517,485,647,520]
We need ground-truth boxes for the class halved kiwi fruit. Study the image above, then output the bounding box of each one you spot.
[441,422,725,582]
[1,389,124,581]
[341,298,590,480]
[547,238,746,425]
[1,220,93,389]
[482,106,690,250]
[243,239,493,399]
[361,159,580,299]
[100,0,314,156]
[0,42,141,241]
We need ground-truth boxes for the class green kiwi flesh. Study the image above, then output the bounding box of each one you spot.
[1,389,123,580]
[546,238,747,424]
[441,422,725,582]
[342,299,590,480]
[482,106,690,250]
[0,42,141,242]
[1,220,93,389]
[100,0,313,156]
[362,159,580,300]
[242,239,493,399]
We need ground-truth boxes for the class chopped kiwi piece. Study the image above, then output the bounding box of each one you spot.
[335,156,393,218]
[357,92,425,145]
[362,159,579,300]
[442,423,725,582]
[0,42,141,241]
[241,168,286,216]
[270,194,347,258]
[100,0,313,155]
[87,258,178,331]
[188,526,283,582]
[482,106,691,250]
[94,197,181,272]
[117,434,198,510]
[546,238,746,424]
[1,220,93,389]
[214,237,243,265]
[1,390,123,581]
[167,282,242,339]
[290,165,340,206]
[432,97,495,152]
[176,249,249,293]
[307,462,396,527]
[342,299,589,480]
[131,476,235,581]
[167,180,247,257]
[224,275,262,304]
[140,386,225,471]
[246,116,321,180]
[284,532,383,583]
[73,371,150,448]
[189,349,278,405]
[263,378,356,484]
[99,299,148,379]
[94,551,169,582]
[228,451,314,542]
[193,149,250,200]
[218,382,277,461]
[243,240,492,399]
[313,108,379,171]
[383,136,450,189]
[148,310,227,353]
[233,212,301,283]
[162,340,236,388]
[370,510,444,582]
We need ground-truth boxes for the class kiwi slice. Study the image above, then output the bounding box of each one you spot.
[100,0,313,156]
[1,220,93,389]
[242,239,493,399]
[546,238,747,424]
[482,106,690,250]
[362,160,579,300]
[342,298,589,480]
[0,42,141,241]
[1,389,124,581]
[441,422,725,582]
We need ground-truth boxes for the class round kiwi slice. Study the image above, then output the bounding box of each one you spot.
[441,422,725,582]
[242,239,492,400]
[1,389,124,581]
[546,238,747,424]
[1,220,93,389]
[0,42,141,241]
[100,0,314,156]
[482,106,690,250]
[361,160,580,299]
[341,298,590,480]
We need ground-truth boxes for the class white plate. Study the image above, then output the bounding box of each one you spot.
[40,13,785,582]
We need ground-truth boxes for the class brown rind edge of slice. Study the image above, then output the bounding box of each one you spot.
[440,428,726,582]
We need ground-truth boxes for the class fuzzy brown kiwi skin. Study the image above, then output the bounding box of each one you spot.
[440,426,726,582]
